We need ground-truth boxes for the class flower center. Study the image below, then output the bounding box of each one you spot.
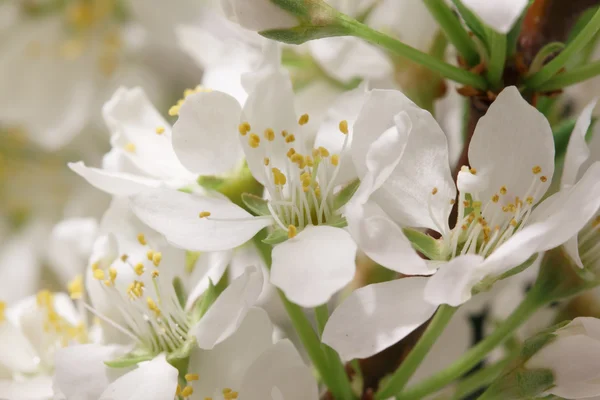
[438,165,548,259]
[174,381,240,400]
[239,115,350,238]
[86,233,191,354]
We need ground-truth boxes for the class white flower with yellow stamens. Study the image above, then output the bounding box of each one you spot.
[130,64,364,308]
[69,86,197,197]
[0,291,114,400]
[322,86,600,361]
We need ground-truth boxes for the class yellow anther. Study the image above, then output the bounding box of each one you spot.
[510,218,518,227]
[500,186,507,195]
[431,187,438,195]
[298,114,309,125]
[285,134,296,143]
[185,373,199,381]
[540,176,548,183]
[152,252,162,267]
[125,143,136,153]
[272,168,287,186]
[461,224,468,231]
[137,233,147,246]
[238,122,251,136]
[146,250,154,261]
[314,187,321,198]
[306,155,314,167]
[281,130,288,138]
[151,270,160,278]
[492,194,499,203]
[263,157,270,166]
[109,267,117,282]
[176,385,182,396]
[469,168,477,175]
[286,148,296,158]
[288,225,297,239]
[526,196,534,204]
[463,200,470,207]
[103,279,113,287]
[155,126,165,135]
[331,154,339,166]
[532,165,542,174]
[120,254,128,262]
[134,263,144,276]
[319,147,330,158]
[339,120,349,134]
[264,128,275,141]
[472,201,482,209]
[223,388,233,394]
[93,269,105,280]
[181,386,194,397]
[291,153,306,168]
[91,262,100,271]
[0,301,5,323]
[147,297,160,316]
[68,275,84,299]
[168,105,180,116]
[199,211,211,218]
[248,133,260,148]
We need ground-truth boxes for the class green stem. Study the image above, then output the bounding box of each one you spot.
[451,358,512,399]
[486,31,507,89]
[423,0,479,66]
[337,15,488,90]
[376,305,457,400]
[537,59,600,91]
[315,304,329,335]
[526,6,600,89]
[396,288,546,400]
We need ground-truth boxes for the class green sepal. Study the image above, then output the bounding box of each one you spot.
[242,193,270,216]
[166,337,197,364]
[520,329,561,361]
[498,254,539,281]
[173,277,187,309]
[260,24,350,45]
[327,217,348,229]
[105,348,155,368]
[529,42,566,75]
[478,368,556,400]
[191,279,218,324]
[333,179,360,210]
[262,229,289,245]
[403,228,441,261]
[452,0,489,52]
[197,175,226,191]
[271,0,310,18]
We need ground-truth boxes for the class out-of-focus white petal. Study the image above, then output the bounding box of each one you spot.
[221,0,298,31]
[562,99,597,187]
[271,226,357,308]
[69,162,161,196]
[461,0,528,33]
[424,255,486,307]
[322,277,437,360]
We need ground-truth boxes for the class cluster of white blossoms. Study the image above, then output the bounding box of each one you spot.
[5,0,600,400]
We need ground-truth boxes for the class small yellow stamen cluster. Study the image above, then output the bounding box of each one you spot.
[339,120,349,134]
[152,252,162,267]
[176,373,201,398]
[532,165,542,174]
[127,281,145,299]
[68,275,84,299]
[298,114,310,125]
[146,297,160,317]
[288,225,297,239]
[264,128,275,141]
[155,126,165,135]
[222,388,239,399]
[137,233,147,246]
[238,122,251,136]
[169,86,212,116]
[0,301,5,323]
[199,211,211,218]
[272,168,287,186]
[134,263,144,276]
[248,133,260,148]
[431,187,438,195]
[125,143,136,153]
[36,290,88,345]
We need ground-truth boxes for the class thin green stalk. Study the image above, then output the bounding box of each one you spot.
[486,31,507,89]
[315,304,356,400]
[451,358,511,399]
[423,0,479,66]
[376,305,457,400]
[527,6,600,89]
[336,15,487,90]
[396,288,546,400]
[537,59,600,91]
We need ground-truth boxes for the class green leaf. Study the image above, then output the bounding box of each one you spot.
[452,0,489,53]
[528,42,566,76]
[333,179,360,210]
[192,280,218,324]
[105,348,154,368]
[241,193,270,216]
[402,228,441,260]
[262,229,289,245]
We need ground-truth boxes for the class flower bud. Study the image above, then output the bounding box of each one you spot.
[525,317,600,399]
[221,0,348,44]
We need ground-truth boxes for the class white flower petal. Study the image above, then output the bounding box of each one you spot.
[173,91,244,176]
[461,0,528,33]
[193,266,263,349]
[346,200,431,275]
[468,87,554,203]
[99,354,178,400]
[54,344,127,400]
[190,307,273,397]
[69,161,160,196]
[241,339,318,400]
[271,226,357,308]
[0,320,38,373]
[323,277,437,361]
[130,188,273,251]
[221,0,298,31]
[0,375,53,399]
[424,255,486,307]
[103,87,192,180]
[562,99,597,187]
[185,250,233,310]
